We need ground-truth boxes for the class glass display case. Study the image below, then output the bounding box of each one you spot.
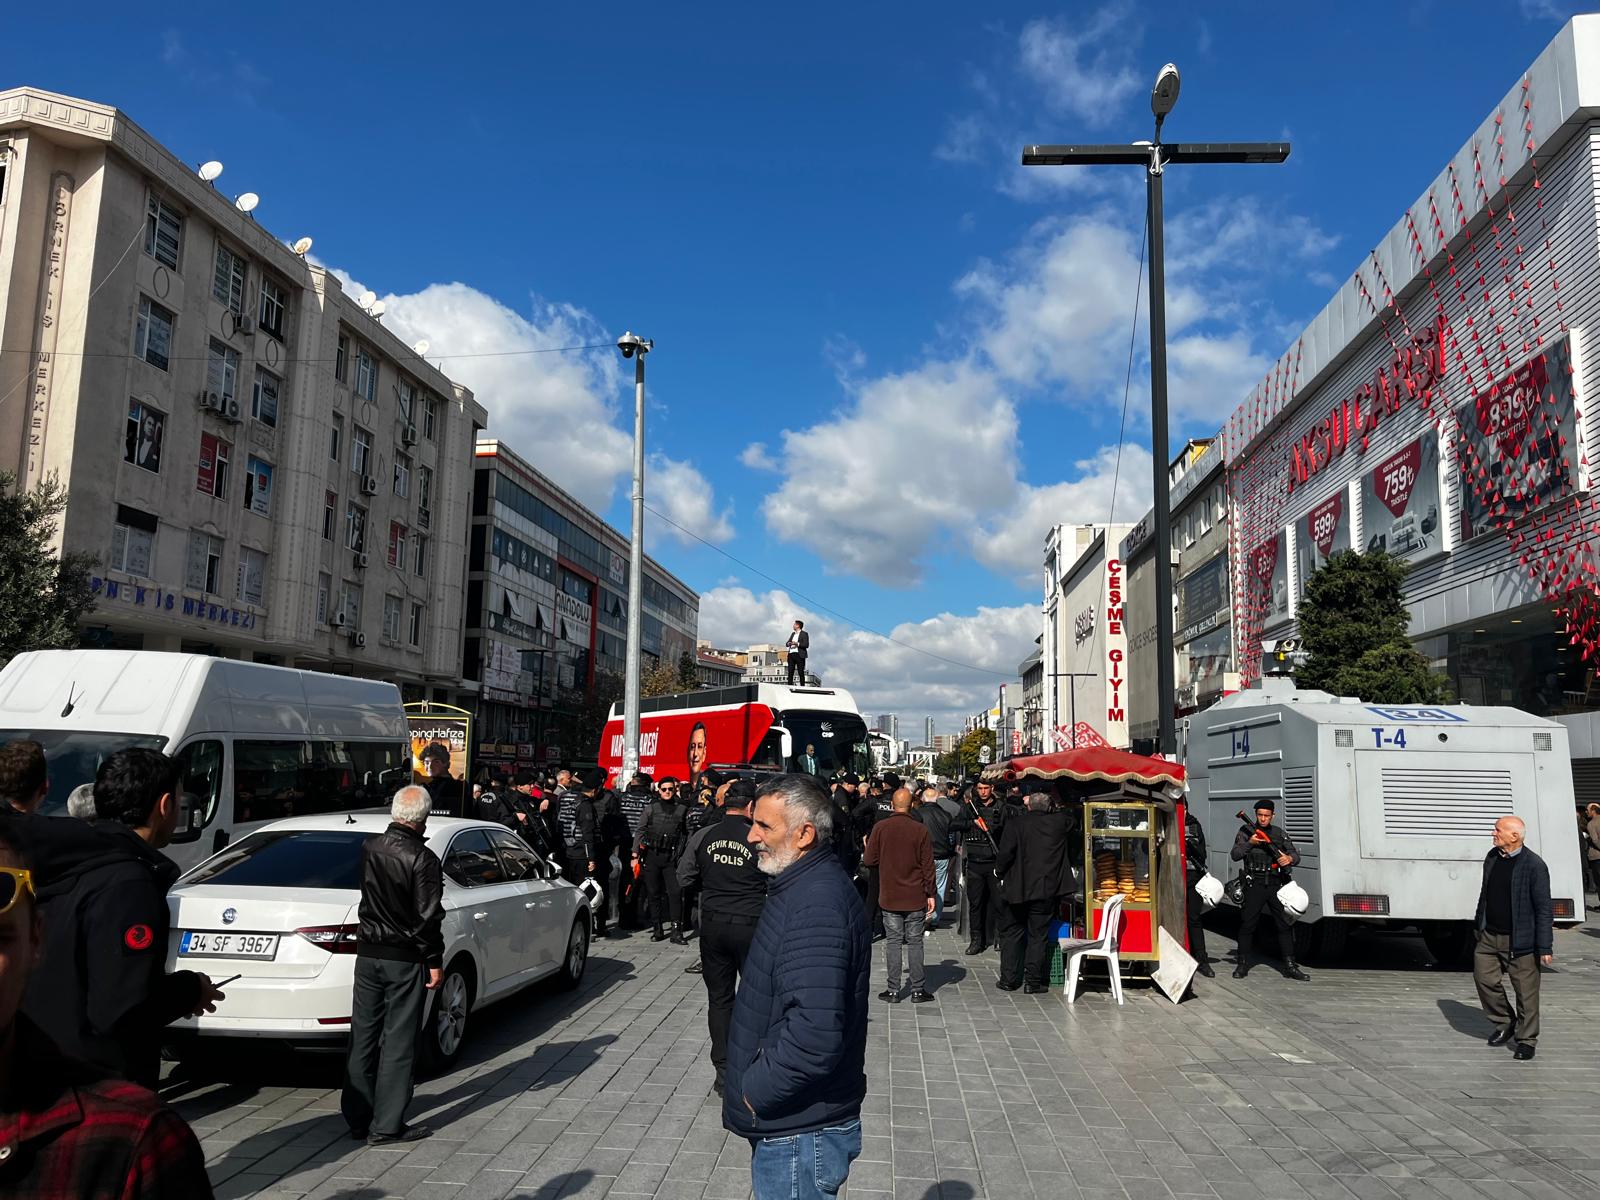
[1084,799,1159,961]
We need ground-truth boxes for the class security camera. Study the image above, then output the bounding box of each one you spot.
[616,331,652,359]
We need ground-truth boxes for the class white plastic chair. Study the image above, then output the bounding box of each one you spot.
[1060,893,1125,1004]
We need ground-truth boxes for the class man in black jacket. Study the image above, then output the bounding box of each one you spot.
[1184,813,1215,977]
[560,770,611,936]
[916,785,957,930]
[951,780,1006,955]
[634,776,689,943]
[616,773,653,930]
[22,748,224,1088]
[785,620,810,686]
[1473,815,1553,1060]
[994,794,1073,992]
[342,784,444,1144]
[1231,801,1308,981]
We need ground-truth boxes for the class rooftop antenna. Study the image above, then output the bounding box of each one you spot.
[198,160,224,183]
[412,339,431,356]
[357,290,377,311]
[369,300,386,318]
[291,236,314,256]
[234,192,259,215]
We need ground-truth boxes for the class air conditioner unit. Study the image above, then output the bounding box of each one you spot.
[354,552,370,570]
[360,475,379,496]
[331,612,347,629]
[401,424,418,447]
[351,631,367,648]
[236,315,256,336]
[225,399,242,423]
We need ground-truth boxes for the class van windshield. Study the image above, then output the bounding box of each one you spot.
[0,729,168,816]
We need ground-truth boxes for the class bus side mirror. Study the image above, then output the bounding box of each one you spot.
[779,729,794,763]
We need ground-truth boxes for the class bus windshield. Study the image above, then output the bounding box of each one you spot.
[777,710,872,777]
[0,729,168,816]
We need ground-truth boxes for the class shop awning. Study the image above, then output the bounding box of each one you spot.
[980,748,1186,790]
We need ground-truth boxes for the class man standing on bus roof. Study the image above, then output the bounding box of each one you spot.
[1231,801,1309,982]
[1473,815,1552,1061]
[785,620,809,686]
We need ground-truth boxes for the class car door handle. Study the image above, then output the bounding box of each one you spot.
[473,911,489,921]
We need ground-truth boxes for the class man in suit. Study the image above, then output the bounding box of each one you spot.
[993,793,1073,993]
[785,620,809,686]
[797,744,819,776]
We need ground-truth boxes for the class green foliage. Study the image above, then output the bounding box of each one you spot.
[0,472,96,668]
[1295,549,1450,704]
[575,670,624,758]
[941,727,996,780]
[676,649,698,691]
[643,657,680,698]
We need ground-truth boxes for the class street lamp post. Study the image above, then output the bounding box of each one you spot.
[616,331,653,783]
[1023,64,1288,757]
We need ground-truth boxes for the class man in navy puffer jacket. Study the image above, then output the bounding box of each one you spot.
[722,775,871,1200]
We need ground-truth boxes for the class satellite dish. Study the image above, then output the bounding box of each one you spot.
[369,301,386,318]
[198,160,224,182]
[412,340,430,356]
[357,291,377,310]
[235,192,260,214]
[291,236,314,256]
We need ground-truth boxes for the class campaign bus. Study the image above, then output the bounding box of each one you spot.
[599,683,872,785]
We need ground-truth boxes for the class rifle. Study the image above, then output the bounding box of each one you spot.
[1235,810,1293,870]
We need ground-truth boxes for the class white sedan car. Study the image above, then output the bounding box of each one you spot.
[163,815,594,1069]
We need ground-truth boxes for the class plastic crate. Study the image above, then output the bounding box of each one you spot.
[1048,944,1065,986]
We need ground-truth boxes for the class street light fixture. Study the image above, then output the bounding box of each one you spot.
[1023,63,1289,758]
[616,331,653,783]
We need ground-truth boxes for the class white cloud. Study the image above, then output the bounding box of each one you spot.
[1519,0,1566,20]
[696,586,1039,729]
[739,442,779,471]
[973,445,1153,579]
[760,361,1018,579]
[647,454,735,546]
[1017,9,1141,125]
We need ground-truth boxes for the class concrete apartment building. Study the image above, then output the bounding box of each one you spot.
[0,88,484,697]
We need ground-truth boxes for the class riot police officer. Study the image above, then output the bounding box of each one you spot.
[559,769,610,937]
[677,778,767,1096]
[1184,812,1215,977]
[951,779,1007,955]
[1231,801,1308,981]
[616,773,653,929]
[633,776,689,943]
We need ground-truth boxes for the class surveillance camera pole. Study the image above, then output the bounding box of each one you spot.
[1022,67,1288,757]
[619,334,651,783]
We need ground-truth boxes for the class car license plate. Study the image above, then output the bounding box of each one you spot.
[179,931,279,959]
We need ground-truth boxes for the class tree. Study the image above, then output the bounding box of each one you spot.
[1295,549,1450,704]
[573,670,624,760]
[642,657,680,698]
[676,649,699,692]
[945,728,997,780]
[0,472,95,668]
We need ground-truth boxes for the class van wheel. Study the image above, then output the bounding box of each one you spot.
[1423,922,1474,970]
[420,959,473,1071]
[1291,919,1347,965]
[556,917,589,990]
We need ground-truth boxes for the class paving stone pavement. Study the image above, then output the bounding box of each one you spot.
[166,907,1600,1200]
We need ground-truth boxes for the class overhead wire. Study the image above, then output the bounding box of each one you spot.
[1107,220,1149,528]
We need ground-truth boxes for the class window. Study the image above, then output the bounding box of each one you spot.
[237,546,267,605]
[409,602,424,648]
[335,333,349,383]
[329,415,342,462]
[251,369,281,427]
[413,534,427,578]
[387,521,407,568]
[340,583,363,627]
[443,829,506,887]
[134,297,173,370]
[1198,502,1212,537]
[124,399,166,473]
[207,339,240,404]
[393,452,410,498]
[382,594,403,642]
[488,829,545,881]
[352,426,372,476]
[258,278,286,339]
[354,346,376,402]
[243,456,273,517]
[417,465,433,517]
[223,741,407,826]
[212,243,245,314]
[144,194,182,268]
[111,505,157,577]
[322,491,336,540]
[422,396,437,441]
[397,380,415,425]
[317,573,332,625]
[346,501,367,552]
[196,433,230,499]
[185,531,224,594]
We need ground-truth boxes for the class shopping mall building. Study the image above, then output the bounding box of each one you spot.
[1220,17,1600,720]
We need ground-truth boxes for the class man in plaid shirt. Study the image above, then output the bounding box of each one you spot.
[0,823,213,1198]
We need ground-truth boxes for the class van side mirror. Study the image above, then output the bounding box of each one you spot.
[169,791,205,844]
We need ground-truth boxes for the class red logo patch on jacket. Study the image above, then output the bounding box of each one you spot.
[124,924,154,951]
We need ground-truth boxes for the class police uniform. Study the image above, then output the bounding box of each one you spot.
[616,784,653,928]
[952,791,1007,954]
[1184,814,1214,977]
[680,796,716,933]
[1231,803,1308,980]
[678,805,767,1093]
[635,795,688,941]
[559,782,610,935]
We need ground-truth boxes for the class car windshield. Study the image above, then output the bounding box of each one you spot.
[776,710,872,777]
[181,829,374,889]
[0,729,167,816]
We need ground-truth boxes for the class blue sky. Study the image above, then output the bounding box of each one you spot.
[14,1,1590,726]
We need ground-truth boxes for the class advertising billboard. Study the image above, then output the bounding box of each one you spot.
[1294,489,1352,593]
[1176,553,1229,645]
[1247,531,1290,627]
[406,708,471,816]
[1456,334,1583,542]
[1361,430,1444,563]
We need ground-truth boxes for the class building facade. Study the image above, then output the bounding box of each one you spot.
[0,88,482,695]
[1042,523,1132,750]
[466,439,699,772]
[696,647,743,689]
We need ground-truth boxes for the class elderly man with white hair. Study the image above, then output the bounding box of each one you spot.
[1473,814,1553,1061]
[341,785,444,1144]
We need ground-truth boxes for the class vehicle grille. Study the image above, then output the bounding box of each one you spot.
[1282,768,1315,847]
[1381,767,1511,837]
